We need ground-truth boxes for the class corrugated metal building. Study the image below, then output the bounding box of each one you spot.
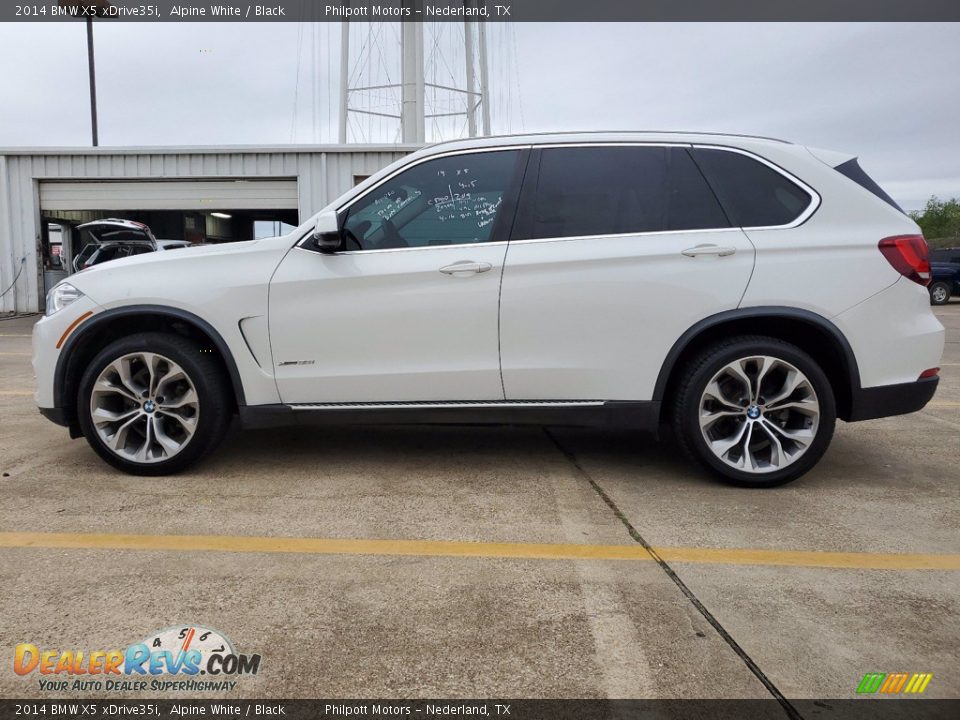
[0,144,418,314]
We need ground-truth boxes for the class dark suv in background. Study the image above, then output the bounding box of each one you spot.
[929,248,960,304]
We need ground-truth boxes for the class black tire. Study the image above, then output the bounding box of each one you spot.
[929,281,951,305]
[672,335,836,488]
[77,332,232,476]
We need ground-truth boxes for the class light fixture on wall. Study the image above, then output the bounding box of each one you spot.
[210,212,232,219]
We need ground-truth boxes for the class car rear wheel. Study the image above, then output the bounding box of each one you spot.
[672,335,836,487]
[929,281,951,305]
[77,332,232,475]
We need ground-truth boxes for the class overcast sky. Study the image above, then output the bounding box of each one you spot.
[0,21,957,212]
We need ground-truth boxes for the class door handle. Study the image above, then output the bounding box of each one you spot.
[681,244,737,257]
[439,261,492,275]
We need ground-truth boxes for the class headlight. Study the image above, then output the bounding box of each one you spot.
[45,282,84,316]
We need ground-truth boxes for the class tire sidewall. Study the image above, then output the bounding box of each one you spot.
[679,338,837,488]
[77,332,229,475]
[929,282,950,305]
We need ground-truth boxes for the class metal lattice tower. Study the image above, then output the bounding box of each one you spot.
[337,0,492,144]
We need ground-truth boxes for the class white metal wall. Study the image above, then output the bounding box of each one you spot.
[0,145,416,313]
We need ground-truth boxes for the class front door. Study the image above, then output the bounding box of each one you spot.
[269,148,525,404]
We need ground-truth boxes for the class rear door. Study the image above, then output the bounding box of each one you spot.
[499,144,756,401]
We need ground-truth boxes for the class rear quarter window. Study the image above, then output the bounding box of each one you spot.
[832,158,904,213]
[691,148,813,228]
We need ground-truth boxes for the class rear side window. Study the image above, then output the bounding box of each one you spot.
[832,158,904,213]
[692,148,813,228]
[529,146,729,239]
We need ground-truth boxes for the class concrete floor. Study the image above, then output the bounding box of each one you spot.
[0,304,957,701]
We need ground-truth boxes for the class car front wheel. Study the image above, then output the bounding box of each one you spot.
[77,332,232,475]
[673,335,836,487]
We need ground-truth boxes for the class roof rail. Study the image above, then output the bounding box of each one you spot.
[425,130,793,149]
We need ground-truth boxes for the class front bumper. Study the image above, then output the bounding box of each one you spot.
[32,295,100,413]
[847,376,939,422]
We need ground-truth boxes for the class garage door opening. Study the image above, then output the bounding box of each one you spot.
[38,178,299,290]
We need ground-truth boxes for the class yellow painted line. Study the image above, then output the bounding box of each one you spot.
[0,391,32,396]
[0,334,31,337]
[927,401,960,407]
[655,547,960,570]
[0,352,30,356]
[0,532,958,571]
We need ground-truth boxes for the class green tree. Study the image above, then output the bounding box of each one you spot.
[909,196,960,247]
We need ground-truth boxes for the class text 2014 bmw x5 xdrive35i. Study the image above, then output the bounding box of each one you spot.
[32,133,944,486]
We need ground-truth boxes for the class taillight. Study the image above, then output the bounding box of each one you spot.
[918,368,939,379]
[878,234,931,286]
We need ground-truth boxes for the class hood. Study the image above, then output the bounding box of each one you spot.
[67,234,298,317]
[76,236,265,278]
[62,233,300,356]
[77,219,158,249]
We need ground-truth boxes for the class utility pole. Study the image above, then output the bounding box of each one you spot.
[60,1,108,146]
[86,15,99,146]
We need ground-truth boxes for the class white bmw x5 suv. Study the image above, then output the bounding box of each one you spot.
[33,132,944,486]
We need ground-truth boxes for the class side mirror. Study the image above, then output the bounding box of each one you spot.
[312,212,341,254]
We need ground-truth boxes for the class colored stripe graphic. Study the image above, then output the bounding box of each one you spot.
[907,673,933,694]
[857,672,932,694]
[880,673,908,693]
[857,673,886,693]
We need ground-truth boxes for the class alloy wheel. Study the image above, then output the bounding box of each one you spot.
[698,355,820,474]
[89,352,200,463]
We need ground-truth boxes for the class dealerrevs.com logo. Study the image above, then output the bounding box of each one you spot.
[14,625,261,693]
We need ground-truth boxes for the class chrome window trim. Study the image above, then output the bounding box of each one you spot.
[294,241,509,257]
[510,226,743,247]
[298,140,820,252]
[334,144,531,215]
[690,143,821,231]
[518,142,822,244]
[296,145,530,254]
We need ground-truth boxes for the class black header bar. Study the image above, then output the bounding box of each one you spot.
[2,699,960,720]
[5,0,960,23]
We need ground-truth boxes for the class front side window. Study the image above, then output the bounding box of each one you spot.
[341,150,520,251]
[528,146,729,240]
[692,148,813,228]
